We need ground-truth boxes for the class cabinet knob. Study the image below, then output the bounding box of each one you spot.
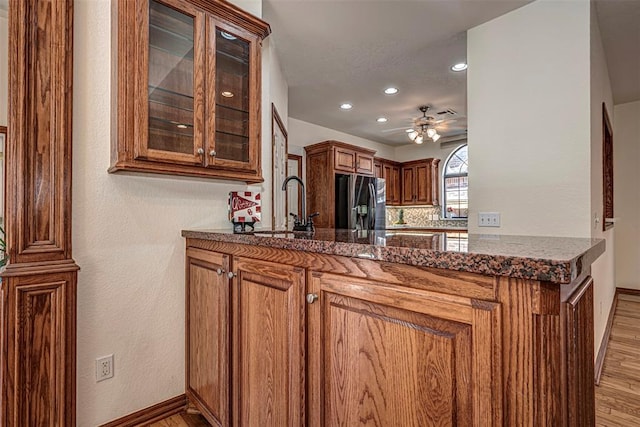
[227,272,237,279]
[197,148,204,155]
[209,150,217,157]
[216,268,225,276]
[306,293,319,304]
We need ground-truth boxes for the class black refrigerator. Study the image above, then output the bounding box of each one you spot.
[335,174,386,230]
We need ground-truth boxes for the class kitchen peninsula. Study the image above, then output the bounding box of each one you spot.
[182,228,604,426]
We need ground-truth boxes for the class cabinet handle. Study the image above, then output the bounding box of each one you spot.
[227,272,237,279]
[216,268,225,276]
[306,293,319,304]
[209,150,217,157]
[197,148,204,155]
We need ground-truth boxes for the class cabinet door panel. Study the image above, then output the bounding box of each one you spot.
[233,258,305,426]
[564,277,595,426]
[136,0,205,165]
[390,165,401,205]
[311,274,503,426]
[356,153,374,175]
[186,248,230,426]
[208,22,254,168]
[334,147,356,172]
[415,163,431,204]
[374,161,383,178]
[401,166,414,205]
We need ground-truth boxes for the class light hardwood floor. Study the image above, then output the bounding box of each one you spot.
[596,292,640,426]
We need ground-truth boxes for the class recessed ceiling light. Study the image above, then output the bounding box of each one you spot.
[377,117,388,123]
[451,63,468,72]
[220,31,237,40]
[340,103,353,110]
[176,124,188,129]
[384,87,398,95]
[221,91,234,98]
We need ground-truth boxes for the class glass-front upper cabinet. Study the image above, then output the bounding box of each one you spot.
[111,0,270,183]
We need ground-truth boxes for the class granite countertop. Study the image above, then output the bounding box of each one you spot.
[386,225,468,231]
[182,228,605,284]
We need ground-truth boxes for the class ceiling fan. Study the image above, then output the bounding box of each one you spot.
[407,105,453,144]
[381,105,458,143]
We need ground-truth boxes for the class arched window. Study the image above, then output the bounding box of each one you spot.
[443,144,468,219]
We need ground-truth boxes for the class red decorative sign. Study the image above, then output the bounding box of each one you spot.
[229,192,261,223]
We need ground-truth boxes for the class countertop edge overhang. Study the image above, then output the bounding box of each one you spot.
[182,229,606,284]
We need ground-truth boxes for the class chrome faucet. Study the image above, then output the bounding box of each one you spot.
[281,175,318,232]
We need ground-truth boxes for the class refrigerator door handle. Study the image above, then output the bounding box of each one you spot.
[369,182,376,229]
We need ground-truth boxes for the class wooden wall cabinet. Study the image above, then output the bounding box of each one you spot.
[305,141,377,228]
[374,157,402,206]
[185,238,597,426]
[111,0,270,183]
[401,158,440,206]
[330,143,375,175]
[185,249,306,426]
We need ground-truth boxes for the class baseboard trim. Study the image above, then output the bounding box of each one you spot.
[594,287,640,385]
[616,287,640,296]
[100,394,187,427]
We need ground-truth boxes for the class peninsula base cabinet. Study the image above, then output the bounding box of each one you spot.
[186,247,306,426]
[185,239,596,426]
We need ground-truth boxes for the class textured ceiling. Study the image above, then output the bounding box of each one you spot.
[265,0,640,146]
[596,0,640,105]
[263,0,533,146]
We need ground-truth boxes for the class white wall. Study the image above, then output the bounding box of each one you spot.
[289,117,396,159]
[614,100,640,290]
[589,3,616,356]
[467,0,592,237]
[468,0,615,358]
[394,140,464,164]
[73,0,287,425]
[0,11,7,126]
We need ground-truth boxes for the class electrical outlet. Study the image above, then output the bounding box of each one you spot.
[96,354,114,382]
[478,212,501,227]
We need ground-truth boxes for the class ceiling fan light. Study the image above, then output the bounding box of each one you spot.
[408,131,419,140]
[432,133,441,142]
[426,127,437,138]
[415,135,424,144]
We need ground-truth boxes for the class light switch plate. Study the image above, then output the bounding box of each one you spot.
[478,212,501,227]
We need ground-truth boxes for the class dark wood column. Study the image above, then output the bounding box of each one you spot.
[1,0,78,425]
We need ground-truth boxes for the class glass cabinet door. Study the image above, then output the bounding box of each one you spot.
[207,21,259,171]
[137,0,204,165]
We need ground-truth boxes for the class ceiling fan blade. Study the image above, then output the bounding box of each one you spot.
[381,126,412,133]
[434,118,457,124]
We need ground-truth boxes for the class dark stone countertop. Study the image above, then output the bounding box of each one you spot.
[182,228,605,284]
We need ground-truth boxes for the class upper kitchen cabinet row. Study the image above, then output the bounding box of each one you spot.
[375,157,440,206]
[111,0,270,183]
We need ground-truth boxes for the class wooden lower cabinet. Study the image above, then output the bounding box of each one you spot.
[185,240,597,426]
[564,277,595,426]
[186,248,230,426]
[309,273,502,426]
[232,257,306,426]
[186,250,306,426]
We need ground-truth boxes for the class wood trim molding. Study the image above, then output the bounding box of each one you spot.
[594,289,618,385]
[99,395,188,427]
[615,287,640,296]
[602,102,614,231]
[594,287,640,385]
[2,0,78,425]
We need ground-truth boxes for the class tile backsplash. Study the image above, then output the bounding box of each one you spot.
[387,206,468,228]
